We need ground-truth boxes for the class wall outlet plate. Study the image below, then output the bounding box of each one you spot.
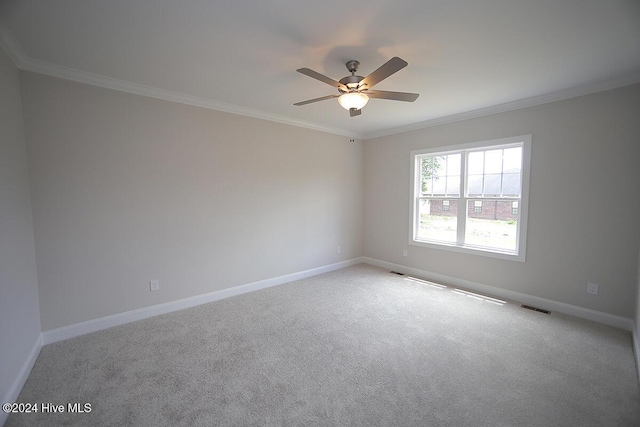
[150,280,160,291]
[587,282,598,295]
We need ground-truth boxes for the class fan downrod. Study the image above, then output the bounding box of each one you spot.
[340,60,364,89]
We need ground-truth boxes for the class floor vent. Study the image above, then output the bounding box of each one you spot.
[521,304,551,315]
[390,271,405,276]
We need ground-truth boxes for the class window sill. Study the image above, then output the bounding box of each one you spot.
[409,239,525,262]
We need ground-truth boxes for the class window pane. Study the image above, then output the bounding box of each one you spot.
[502,172,521,196]
[483,174,501,196]
[466,147,524,197]
[417,199,457,243]
[432,167,446,181]
[484,150,502,173]
[420,156,444,195]
[447,153,461,175]
[467,175,482,196]
[468,152,483,175]
[432,175,446,195]
[420,176,431,196]
[447,175,460,196]
[421,154,460,197]
[503,147,522,172]
[465,200,518,251]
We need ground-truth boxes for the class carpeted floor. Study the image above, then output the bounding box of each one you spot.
[7,264,640,426]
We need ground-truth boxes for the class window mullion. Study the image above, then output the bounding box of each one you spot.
[414,155,423,240]
[415,197,426,241]
[514,196,521,251]
[457,152,466,245]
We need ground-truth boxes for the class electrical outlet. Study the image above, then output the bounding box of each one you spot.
[587,282,598,295]
[337,246,341,254]
[149,280,160,291]
[403,249,408,257]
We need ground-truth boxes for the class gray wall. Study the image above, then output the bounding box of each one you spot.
[636,241,640,338]
[20,72,364,331]
[0,48,41,402]
[364,84,640,318]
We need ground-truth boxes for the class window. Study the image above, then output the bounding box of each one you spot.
[410,135,531,261]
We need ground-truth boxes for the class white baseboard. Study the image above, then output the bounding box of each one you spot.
[362,257,634,331]
[10,255,638,418]
[42,257,364,345]
[1,334,43,426]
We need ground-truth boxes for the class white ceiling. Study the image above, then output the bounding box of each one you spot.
[1,0,639,139]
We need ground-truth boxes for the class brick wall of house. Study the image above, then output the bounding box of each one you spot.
[429,199,517,220]
[429,200,458,217]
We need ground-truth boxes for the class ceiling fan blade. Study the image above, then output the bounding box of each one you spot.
[293,94,340,106]
[359,57,408,89]
[367,90,419,102]
[297,68,348,91]
[349,108,362,117]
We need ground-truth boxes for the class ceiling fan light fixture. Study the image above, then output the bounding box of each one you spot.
[295,58,417,116]
[338,92,369,111]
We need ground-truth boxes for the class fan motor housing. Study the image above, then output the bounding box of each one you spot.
[339,75,364,92]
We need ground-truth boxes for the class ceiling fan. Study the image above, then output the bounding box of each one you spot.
[294,57,419,117]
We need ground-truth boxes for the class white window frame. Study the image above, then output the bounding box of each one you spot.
[409,135,531,262]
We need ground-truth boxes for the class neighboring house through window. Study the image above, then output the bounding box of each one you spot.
[410,135,531,261]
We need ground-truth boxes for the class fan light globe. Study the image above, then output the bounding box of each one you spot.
[338,92,369,110]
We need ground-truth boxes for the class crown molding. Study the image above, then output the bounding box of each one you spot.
[363,72,640,140]
[18,56,362,138]
[0,20,360,138]
[3,20,638,141]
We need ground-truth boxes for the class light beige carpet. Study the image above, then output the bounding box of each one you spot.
[7,264,640,426]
